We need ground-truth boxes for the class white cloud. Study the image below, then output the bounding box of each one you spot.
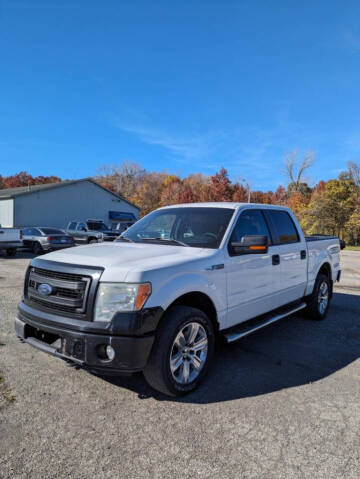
[119,124,217,162]
[115,118,311,190]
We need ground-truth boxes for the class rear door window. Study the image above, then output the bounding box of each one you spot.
[40,228,64,235]
[68,222,76,230]
[268,210,299,244]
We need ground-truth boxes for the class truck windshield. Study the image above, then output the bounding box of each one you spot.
[119,207,235,248]
[87,222,108,231]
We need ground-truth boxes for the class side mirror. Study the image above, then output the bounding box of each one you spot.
[230,235,268,255]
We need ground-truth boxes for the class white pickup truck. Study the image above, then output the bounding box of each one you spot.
[15,203,341,396]
[0,226,23,256]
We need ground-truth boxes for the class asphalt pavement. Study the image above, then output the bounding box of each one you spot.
[0,250,359,478]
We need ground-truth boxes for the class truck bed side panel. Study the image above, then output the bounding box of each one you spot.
[305,238,340,295]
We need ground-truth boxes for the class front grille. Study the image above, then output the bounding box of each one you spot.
[31,267,85,283]
[27,267,91,317]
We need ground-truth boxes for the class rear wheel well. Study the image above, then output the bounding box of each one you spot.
[318,262,331,279]
[166,292,219,334]
[318,262,333,296]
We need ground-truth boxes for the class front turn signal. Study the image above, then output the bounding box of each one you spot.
[135,283,152,310]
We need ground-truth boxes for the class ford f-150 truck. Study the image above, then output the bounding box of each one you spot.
[15,203,341,396]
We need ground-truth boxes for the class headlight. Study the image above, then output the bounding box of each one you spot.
[94,282,151,322]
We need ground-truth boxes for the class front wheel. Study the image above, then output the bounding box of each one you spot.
[143,306,215,396]
[5,248,17,257]
[305,274,331,320]
[33,242,43,256]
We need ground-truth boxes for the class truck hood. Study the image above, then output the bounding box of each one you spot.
[39,242,216,282]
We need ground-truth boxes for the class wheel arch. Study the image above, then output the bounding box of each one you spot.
[316,261,333,297]
[161,291,219,335]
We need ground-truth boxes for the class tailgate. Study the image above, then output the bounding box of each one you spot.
[0,228,20,242]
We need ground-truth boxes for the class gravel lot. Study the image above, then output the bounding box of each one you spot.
[0,250,359,478]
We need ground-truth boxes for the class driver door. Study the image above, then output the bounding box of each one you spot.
[74,223,88,244]
[225,209,282,328]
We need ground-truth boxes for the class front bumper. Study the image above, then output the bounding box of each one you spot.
[15,304,159,374]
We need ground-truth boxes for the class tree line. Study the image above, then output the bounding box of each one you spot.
[95,156,360,245]
[1,156,360,245]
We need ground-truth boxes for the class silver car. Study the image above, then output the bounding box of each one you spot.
[22,227,76,255]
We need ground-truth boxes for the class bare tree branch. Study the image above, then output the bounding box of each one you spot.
[283,150,315,193]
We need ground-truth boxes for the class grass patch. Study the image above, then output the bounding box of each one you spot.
[0,372,16,404]
[345,246,360,251]
[2,389,16,403]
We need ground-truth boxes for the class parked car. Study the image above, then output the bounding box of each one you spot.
[0,225,23,256]
[15,203,341,396]
[22,227,75,255]
[66,220,116,244]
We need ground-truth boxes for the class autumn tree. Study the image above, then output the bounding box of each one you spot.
[302,179,355,237]
[160,175,183,206]
[183,173,207,202]
[131,172,167,216]
[345,209,360,245]
[271,185,287,205]
[232,182,248,202]
[207,167,233,202]
[0,171,61,189]
[97,162,145,199]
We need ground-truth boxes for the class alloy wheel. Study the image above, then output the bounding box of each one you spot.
[170,322,208,384]
[318,281,329,315]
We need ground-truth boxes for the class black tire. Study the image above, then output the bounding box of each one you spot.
[33,242,43,256]
[143,306,215,396]
[305,273,331,320]
[5,248,16,257]
[88,238,97,244]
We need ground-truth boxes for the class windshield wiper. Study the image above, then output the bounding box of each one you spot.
[140,237,188,247]
[116,236,135,243]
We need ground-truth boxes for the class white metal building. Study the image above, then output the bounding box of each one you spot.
[0,178,139,229]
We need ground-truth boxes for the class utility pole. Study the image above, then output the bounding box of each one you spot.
[247,183,251,203]
[238,177,251,203]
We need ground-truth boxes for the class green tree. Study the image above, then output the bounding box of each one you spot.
[345,209,360,245]
[302,179,355,238]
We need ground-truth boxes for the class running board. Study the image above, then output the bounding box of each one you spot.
[223,302,307,343]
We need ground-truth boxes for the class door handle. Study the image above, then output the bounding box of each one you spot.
[272,254,280,265]
[300,250,306,260]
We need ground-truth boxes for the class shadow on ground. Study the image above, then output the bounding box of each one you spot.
[0,251,36,260]
[98,291,360,404]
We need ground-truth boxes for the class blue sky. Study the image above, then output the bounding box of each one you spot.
[1,0,360,190]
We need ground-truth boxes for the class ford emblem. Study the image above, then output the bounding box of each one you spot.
[38,283,53,296]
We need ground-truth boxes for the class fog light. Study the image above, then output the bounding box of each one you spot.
[106,345,115,361]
